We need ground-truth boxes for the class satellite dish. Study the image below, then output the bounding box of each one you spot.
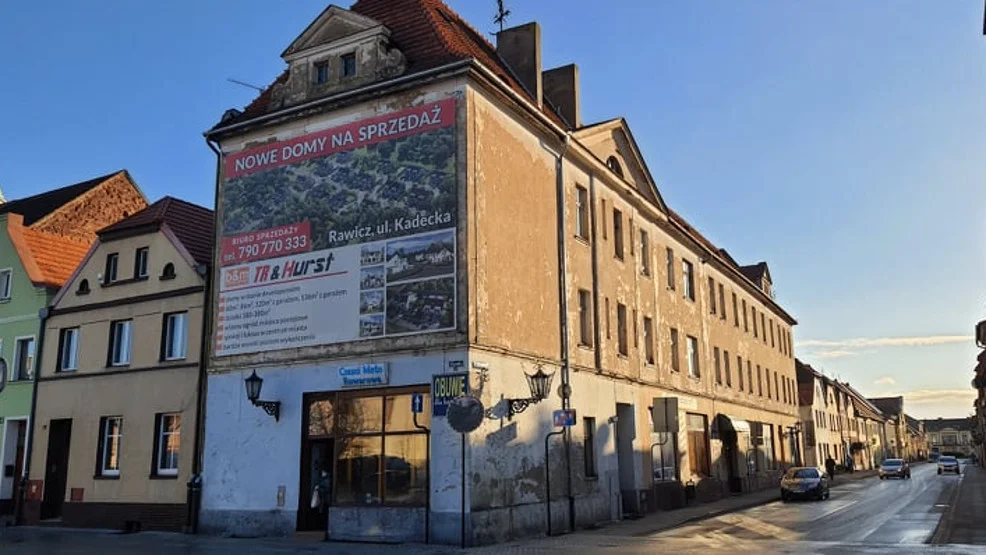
[0,357,7,394]
[447,396,484,434]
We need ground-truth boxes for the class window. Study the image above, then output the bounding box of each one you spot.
[714,347,722,385]
[686,335,699,378]
[762,423,775,470]
[632,309,638,348]
[58,328,80,372]
[719,284,726,321]
[736,355,743,390]
[583,418,597,478]
[14,337,34,381]
[154,413,181,476]
[770,320,775,348]
[341,53,357,78]
[613,209,624,259]
[670,328,680,372]
[747,360,753,393]
[765,368,771,398]
[0,269,11,300]
[788,332,793,358]
[163,312,188,360]
[314,60,330,84]
[104,253,119,284]
[665,248,675,290]
[757,365,763,396]
[577,289,593,347]
[683,260,695,301]
[687,414,710,478]
[708,278,717,315]
[742,300,749,331]
[109,320,132,366]
[575,186,589,240]
[761,313,767,343]
[134,247,149,279]
[732,293,739,326]
[606,156,624,178]
[774,373,780,402]
[161,263,176,280]
[98,416,123,477]
[601,200,607,239]
[724,351,731,387]
[616,303,628,356]
[643,317,654,364]
[640,230,650,276]
[752,307,758,338]
[77,279,90,295]
[629,222,635,256]
[605,297,610,339]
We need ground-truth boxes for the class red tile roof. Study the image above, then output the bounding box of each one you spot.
[22,228,91,287]
[222,0,566,129]
[99,196,215,266]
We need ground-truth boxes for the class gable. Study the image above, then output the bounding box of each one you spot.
[573,119,666,212]
[282,6,386,60]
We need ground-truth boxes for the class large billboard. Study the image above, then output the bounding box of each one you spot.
[215,99,457,357]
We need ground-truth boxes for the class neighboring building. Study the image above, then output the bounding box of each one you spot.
[0,171,146,518]
[905,415,928,460]
[838,381,888,470]
[974,349,986,461]
[924,418,973,457]
[201,1,799,545]
[868,397,913,460]
[24,197,213,530]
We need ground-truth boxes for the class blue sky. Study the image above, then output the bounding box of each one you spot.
[2,1,983,418]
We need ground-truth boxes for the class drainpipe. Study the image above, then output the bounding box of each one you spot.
[588,172,601,372]
[552,134,575,533]
[16,306,48,525]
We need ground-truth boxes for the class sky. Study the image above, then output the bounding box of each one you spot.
[1,1,984,419]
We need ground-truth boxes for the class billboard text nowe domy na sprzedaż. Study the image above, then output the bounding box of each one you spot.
[216,98,457,357]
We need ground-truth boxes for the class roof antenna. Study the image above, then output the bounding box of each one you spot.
[493,0,511,32]
[227,78,264,92]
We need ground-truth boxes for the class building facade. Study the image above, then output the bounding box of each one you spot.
[924,418,973,457]
[24,198,212,530]
[0,172,145,519]
[200,1,800,545]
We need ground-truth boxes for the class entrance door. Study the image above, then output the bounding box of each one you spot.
[298,438,334,531]
[41,419,72,520]
[11,421,26,504]
[615,403,637,514]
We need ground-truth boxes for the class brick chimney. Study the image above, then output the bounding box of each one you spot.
[496,22,542,108]
[543,64,580,128]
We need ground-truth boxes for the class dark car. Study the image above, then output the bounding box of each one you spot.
[879,458,911,479]
[780,467,830,501]
[938,456,960,475]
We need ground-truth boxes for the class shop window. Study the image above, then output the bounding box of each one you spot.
[686,413,710,478]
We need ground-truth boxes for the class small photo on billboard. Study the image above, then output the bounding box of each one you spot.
[359,314,385,338]
[386,276,454,334]
[386,229,455,283]
[360,244,385,266]
[360,266,385,290]
[360,290,385,315]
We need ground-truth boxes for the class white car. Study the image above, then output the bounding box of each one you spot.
[938,456,960,475]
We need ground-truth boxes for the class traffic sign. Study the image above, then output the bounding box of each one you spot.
[411,393,424,414]
[553,409,577,427]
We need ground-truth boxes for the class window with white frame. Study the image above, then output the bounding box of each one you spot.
[109,320,132,366]
[58,328,80,372]
[135,247,149,279]
[686,335,700,378]
[104,253,119,284]
[0,269,11,300]
[99,416,123,476]
[14,337,34,380]
[155,413,181,476]
[575,186,589,240]
[163,312,188,360]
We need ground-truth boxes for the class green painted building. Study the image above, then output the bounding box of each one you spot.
[0,172,146,516]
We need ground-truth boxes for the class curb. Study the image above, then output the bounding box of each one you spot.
[928,468,966,545]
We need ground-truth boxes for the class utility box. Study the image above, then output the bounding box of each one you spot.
[651,397,679,433]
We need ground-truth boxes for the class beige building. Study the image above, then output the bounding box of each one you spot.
[25,197,213,531]
[200,1,800,544]
[924,418,974,457]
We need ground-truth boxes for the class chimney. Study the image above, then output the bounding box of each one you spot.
[496,22,542,108]
[543,64,580,128]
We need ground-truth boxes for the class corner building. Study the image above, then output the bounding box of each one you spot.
[201,1,800,545]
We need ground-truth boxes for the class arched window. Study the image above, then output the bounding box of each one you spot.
[161,263,176,280]
[77,279,90,295]
[606,156,624,178]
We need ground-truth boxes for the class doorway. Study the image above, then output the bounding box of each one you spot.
[298,438,334,531]
[41,419,72,520]
[615,403,636,514]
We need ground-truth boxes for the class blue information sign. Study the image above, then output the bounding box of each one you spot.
[432,372,469,416]
[411,392,424,414]
[553,409,577,427]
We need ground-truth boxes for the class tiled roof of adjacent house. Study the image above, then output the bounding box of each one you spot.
[739,262,768,284]
[0,171,123,226]
[17,226,91,288]
[99,196,215,266]
[220,0,566,130]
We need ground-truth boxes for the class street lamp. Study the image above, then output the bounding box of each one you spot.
[244,370,280,422]
[485,363,555,420]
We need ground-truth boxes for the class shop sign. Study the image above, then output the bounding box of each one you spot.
[432,372,469,416]
[338,363,389,388]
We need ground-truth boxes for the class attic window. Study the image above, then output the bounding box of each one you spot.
[341,53,356,78]
[314,61,330,85]
[606,156,624,178]
[161,263,176,280]
[77,279,90,295]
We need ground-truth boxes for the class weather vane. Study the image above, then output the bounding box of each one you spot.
[494,0,511,32]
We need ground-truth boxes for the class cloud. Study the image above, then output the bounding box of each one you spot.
[874,377,896,386]
[815,349,857,359]
[879,389,977,405]
[798,335,971,349]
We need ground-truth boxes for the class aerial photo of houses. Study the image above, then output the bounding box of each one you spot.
[385,276,454,334]
[385,229,455,283]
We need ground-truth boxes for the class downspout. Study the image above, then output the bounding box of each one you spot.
[16,305,48,525]
[553,134,575,533]
[588,172,601,371]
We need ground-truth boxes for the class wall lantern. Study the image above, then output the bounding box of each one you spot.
[485,363,555,421]
[244,370,280,422]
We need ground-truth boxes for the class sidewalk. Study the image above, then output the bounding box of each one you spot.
[932,462,986,545]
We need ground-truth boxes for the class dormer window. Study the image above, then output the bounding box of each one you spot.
[314,61,330,85]
[341,53,357,78]
[135,247,149,279]
[606,156,624,178]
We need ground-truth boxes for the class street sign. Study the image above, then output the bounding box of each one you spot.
[432,372,469,416]
[448,396,485,434]
[553,409,577,427]
[411,393,424,414]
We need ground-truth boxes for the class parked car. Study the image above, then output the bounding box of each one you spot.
[938,456,960,475]
[780,467,830,502]
[878,459,911,479]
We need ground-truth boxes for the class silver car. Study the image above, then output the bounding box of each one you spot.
[938,456,960,475]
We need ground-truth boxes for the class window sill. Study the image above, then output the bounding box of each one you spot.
[584,475,600,481]
[577,343,594,351]
[573,235,591,246]
[149,474,179,480]
[94,474,120,480]
[107,364,131,369]
[159,274,176,281]
[617,353,629,360]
